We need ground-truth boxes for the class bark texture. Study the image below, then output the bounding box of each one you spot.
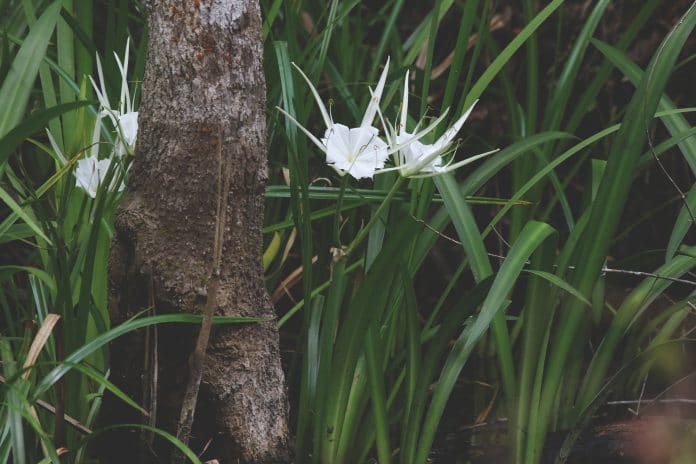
[103,1,290,462]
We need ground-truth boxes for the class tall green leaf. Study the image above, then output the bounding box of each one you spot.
[0,1,61,137]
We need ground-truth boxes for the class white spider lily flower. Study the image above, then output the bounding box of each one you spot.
[118,111,138,146]
[391,71,498,178]
[277,59,393,180]
[322,124,389,179]
[75,155,124,198]
[115,111,139,156]
[89,38,138,156]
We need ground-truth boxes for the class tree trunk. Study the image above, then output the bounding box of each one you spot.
[103,1,290,462]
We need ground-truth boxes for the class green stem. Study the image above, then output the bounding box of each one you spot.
[345,176,404,257]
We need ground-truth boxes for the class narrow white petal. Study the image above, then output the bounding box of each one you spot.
[89,75,111,112]
[373,165,404,175]
[95,53,109,111]
[276,106,327,153]
[368,86,391,144]
[90,112,103,158]
[113,40,132,114]
[124,37,132,113]
[436,100,478,147]
[45,129,66,166]
[118,112,139,147]
[75,156,100,198]
[324,124,352,164]
[361,56,390,128]
[291,62,333,130]
[443,148,499,171]
[386,108,450,156]
[400,70,409,134]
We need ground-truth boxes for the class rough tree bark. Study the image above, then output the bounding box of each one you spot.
[103,1,290,462]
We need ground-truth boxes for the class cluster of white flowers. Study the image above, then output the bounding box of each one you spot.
[278,59,497,180]
[50,40,139,199]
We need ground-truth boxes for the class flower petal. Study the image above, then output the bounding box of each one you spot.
[361,56,390,128]
[276,106,327,152]
[399,70,410,134]
[291,62,333,130]
[326,126,388,179]
[435,100,478,147]
[118,112,139,147]
[324,124,352,165]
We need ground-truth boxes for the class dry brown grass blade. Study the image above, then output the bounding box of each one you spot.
[22,313,60,380]
[271,255,318,304]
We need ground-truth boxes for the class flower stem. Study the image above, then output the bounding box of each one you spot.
[333,175,349,245]
[345,176,404,257]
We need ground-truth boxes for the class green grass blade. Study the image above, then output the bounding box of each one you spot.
[261,0,283,40]
[0,266,55,294]
[434,173,511,403]
[364,326,391,464]
[532,5,696,462]
[576,245,696,413]
[56,0,77,150]
[440,0,479,114]
[402,1,455,64]
[19,0,62,148]
[295,295,324,460]
[541,0,610,130]
[593,39,696,174]
[565,0,660,134]
[400,277,493,463]
[410,132,571,275]
[462,0,564,108]
[401,264,421,439]
[0,1,61,137]
[368,0,405,81]
[63,362,147,415]
[312,260,349,460]
[32,314,261,400]
[0,185,51,244]
[523,270,592,308]
[0,100,91,166]
[433,173,492,280]
[465,132,573,195]
[415,220,555,464]
[668,185,696,260]
[514,235,558,462]
[418,0,440,116]
[77,423,202,464]
[1,339,25,464]
[522,0,539,133]
[321,219,418,461]
[591,39,696,260]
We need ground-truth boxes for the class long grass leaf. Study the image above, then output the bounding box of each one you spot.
[364,326,391,464]
[0,1,61,137]
[1,339,25,464]
[523,270,592,308]
[532,6,696,462]
[434,173,516,401]
[576,245,696,412]
[32,314,261,399]
[463,0,564,108]
[77,423,202,464]
[0,185,51,244]
[0,100,91,166]
[542,0,610,130]
[591,39,696,261]
[415,220,555,464]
